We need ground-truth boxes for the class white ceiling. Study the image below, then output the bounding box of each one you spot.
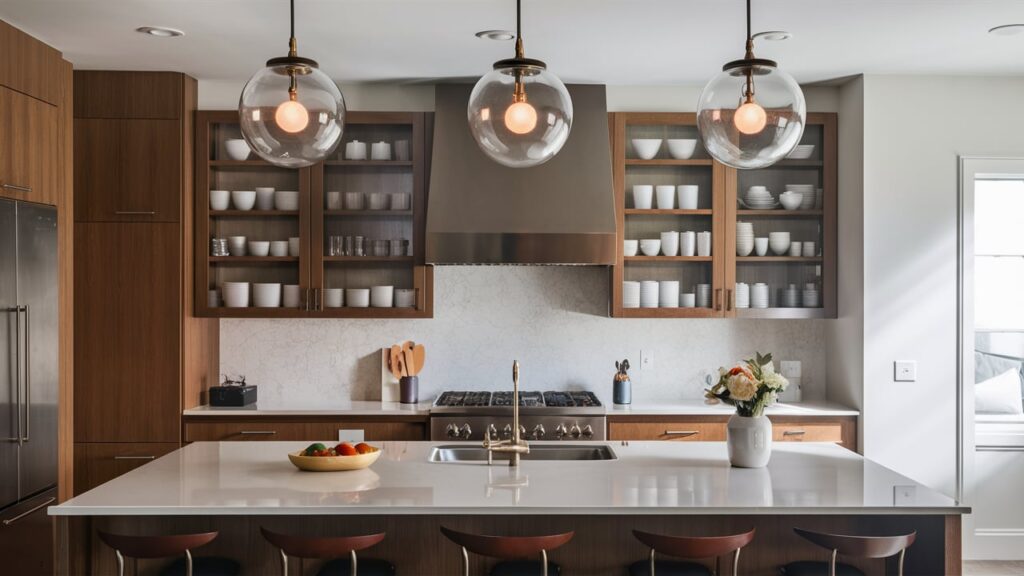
[2,0,1022,85]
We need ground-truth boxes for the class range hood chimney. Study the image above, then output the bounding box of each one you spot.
[426,84,616,265]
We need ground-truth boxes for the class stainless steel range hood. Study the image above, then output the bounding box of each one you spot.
[426,84,616,265]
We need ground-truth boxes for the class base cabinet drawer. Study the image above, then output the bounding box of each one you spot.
[608,417,856,450]
[74,442,180,495]
[608,422,727,441]
[184,421,427,442]
[772,423,844,443]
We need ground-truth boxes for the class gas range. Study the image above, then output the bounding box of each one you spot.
[429,390,606,442]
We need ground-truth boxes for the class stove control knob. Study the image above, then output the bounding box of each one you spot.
[519,425,527,438]
[569,422,582,439]
[487,424,498,440]
[582,425,594,439]
[502,424,513,440]
[446,423,460,439]
[531,424,546,440]
[459,423,472,439]
[554,424,568,440]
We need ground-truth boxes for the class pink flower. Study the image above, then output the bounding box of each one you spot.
[726,373,757,401]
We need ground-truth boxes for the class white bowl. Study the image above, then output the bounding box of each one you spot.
[247,240,270,257]
[370,285,394,308]
[368,192,389,211]
[274,190,300,211]
[347,289,370,308]
[768,232,791,255]
[252,283,281,308]
[779,192,803,210]
[786,144,815,160]
[269,241,289,257]
[222,282,250,308]
[231,190,257,211]
[224,139,252,161]
[631,139,662,160]
[666,139,697,160]
[639,239,662,257]
[323,288,344,308]
[623,240,639,257]
[210,190,230,211]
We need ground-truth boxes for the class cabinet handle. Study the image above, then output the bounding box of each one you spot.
[664,430,700,437]
[714,289,723,311]
[2,183,32,193]
[113,455,156,460]
[727,289,734,311]
[314,288,321,311]
[2,497,55,526]
[783,430,806,436]
[239,430,276,436]
[114,211,156,215]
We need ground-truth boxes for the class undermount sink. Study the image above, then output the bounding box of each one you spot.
[428,444,617,463]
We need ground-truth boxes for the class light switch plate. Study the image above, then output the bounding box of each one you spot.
[780,360,802,379]
[894,485,917,505]
[640,350,654,371]
[894,360,917,382]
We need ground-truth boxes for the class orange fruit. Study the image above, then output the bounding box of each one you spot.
[355,442,374,454]
[336,442,358,456]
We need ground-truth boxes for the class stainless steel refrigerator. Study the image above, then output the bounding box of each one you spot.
[0,199,58,575]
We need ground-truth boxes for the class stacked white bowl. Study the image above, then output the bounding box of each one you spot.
[659,281,680,308]
[785,184,816,210]
[786,144,815,159]
[768,232,791,255]
[639,281,660,308]
[779,191,803,211]
[639,239,662,256]
[623,281,641,308]
[632,139,662,160]
[736,222,754,256]
[735,282,750,308]
[781,284,800,308]
[751,283,770,308]
[802,283,821,308]
[666,139,697,160]
[743,186,778,209]
[695,284,712,308]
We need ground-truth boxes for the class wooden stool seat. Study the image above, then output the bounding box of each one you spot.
[782,528,917,576]
[441,526,574,576]
[627,560,712,576]
[98,530,234,576]
[260,527,392,576]
[317,557,397,576]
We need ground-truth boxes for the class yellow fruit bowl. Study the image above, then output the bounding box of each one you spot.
[288,449,381,472]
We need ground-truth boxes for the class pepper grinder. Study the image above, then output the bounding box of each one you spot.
[613,359,631,405]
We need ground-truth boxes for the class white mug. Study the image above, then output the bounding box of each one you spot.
[288,237,301,257]
[802,241,817,257]
[227,236,247,257]
[255,187,275,211]
[655,185,675,210]
[660,231,680,257]
[677,185,699,210]
[325,191,342,210]
[633,185,654,209]
[680,293,696,308]
[697,231,712,257]
[680,231,696,257]
[283,285,302,308]
[754,237,769,257]
[210,190,230,211]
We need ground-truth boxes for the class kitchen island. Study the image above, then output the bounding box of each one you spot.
[53,441,965,575]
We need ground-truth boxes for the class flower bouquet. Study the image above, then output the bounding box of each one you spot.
[705,352,788,467]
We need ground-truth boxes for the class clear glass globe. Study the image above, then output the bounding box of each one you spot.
[239,63,346,168]
[467,67,573,168]
[697,63,805,169]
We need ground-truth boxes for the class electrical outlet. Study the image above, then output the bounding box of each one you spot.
[894,485,917,505]
[894,360,917,382]
[640,350,654,371]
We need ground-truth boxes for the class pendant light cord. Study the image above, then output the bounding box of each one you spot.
[517,0,522,40]
[746,0,751,42]
[291,0,296,40]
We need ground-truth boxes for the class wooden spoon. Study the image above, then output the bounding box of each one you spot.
[402,340,415,377]
[389,345,404,379]
[413,344,425,376]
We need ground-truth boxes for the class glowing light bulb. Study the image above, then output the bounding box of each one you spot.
[504,101,537,135]
[733,101,767,135]
[275,99,309,133]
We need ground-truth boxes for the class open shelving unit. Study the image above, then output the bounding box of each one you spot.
[194,111,433,318]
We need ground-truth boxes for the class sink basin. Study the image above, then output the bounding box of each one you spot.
[428,444,617,463]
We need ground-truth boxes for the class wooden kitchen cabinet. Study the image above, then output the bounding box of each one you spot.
[73,443,179,494]
[184,419,427,442]
[0,20,64,106]
[608,415,857,451]
[0,85,60,205]
[608,421,726,442]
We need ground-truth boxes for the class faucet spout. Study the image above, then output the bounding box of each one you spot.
[483,360,530,467]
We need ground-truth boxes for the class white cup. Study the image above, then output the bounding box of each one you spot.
[210,190,230,211]
[789,242,803,257]
[696,284,712,308]
[660,231,679,257]
[288,237,301,257]
[623,281,641,308]
[207,289,220,308]
[252,283,281,307]
[283,285,301,308]
[754,237,769,257]
[623,239,639,257]
[345,140,367,160]
[677,185,699,210]
[274,190,300,211]
[639,281,659,308]
[390,193,411,211]
[227,236,247,256]
[326,191,342,210]
[231,190,256,211]
[659,281,680,308]
[680,293,696,308]
[368,192,389,211]
[394,140,410,161]
[222,282,250,308]
[371,141,391,161]
[270,241,289,257]
[255,187,275,211]
[697,232,712,257]
[803,241,816,257]
[679,231,696,257]
[343,192,365,211]
[395,288,417,308]
[347,288,370,308]
[247,240,270,257]
[655,185,675,210]
[370,285,394,308]
[323,288,344,308]
[633,185,654,209]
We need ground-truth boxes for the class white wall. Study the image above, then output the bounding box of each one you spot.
[858,76,1024,497]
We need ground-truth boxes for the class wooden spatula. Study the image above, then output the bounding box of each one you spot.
[402,340,415,377]
[389,345,404,379]
[412,344,425,376]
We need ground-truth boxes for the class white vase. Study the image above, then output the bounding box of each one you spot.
[727,413,772,468]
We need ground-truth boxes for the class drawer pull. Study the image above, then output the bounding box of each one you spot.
[113,455,156,460]
[239,430,277,436]
[2,183,32,193]
[114,211,156,215]
[664,430,700,437]
[2,497,54,526]
[783,430,806,436]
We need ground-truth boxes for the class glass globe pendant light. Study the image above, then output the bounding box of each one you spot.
[239,0,346,168]
[697,0,805,169]
[467,0,573,168]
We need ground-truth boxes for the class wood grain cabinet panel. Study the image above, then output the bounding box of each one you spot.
[74,223,182,442]
[0,85,60,205]
[608,416,857,451]
[608,422,727,441]
[184,420,426,442]
[73,443,179,494]
[771,423,843,443]
[73,70,182,119]
[0,20,64,105]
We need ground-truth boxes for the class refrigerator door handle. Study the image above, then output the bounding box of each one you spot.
[2,306,18,443]
[1,496,54,526]
[21,304,29,443]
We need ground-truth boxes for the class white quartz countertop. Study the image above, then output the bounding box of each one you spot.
[608,400,859,417]
[183,401,432,417]
[51,441,962,517]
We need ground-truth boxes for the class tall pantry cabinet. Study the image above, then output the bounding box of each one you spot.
[73,71,218,493]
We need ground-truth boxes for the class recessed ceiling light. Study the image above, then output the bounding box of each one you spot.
[752,30,792,42]
[989,24,1024,36]
[475,29,515,41]
[135,26,184,38]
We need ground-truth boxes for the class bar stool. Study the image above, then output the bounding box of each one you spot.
[628,528,755,576]
[260,527,395,576]
[97,530,239,576]
[440,526,574,576]
[779,527,917,576]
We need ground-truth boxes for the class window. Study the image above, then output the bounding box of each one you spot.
[975,179,1024,330]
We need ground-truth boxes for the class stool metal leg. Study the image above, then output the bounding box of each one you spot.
[461,546,469,576]
[279,549,288,576]
[732,547,741,576]
[185,549,193,576]
[115,549,125,576]
[541,549,548,576]
[897,548,906,576]
[829,549,838,576]
[351,549,358,576]
[649,548,656,576]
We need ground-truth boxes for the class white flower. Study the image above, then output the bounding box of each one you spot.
[726,373,757,401]
[762,370,789,391]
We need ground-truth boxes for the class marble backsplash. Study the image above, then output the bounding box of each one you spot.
[220,267,826,406]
